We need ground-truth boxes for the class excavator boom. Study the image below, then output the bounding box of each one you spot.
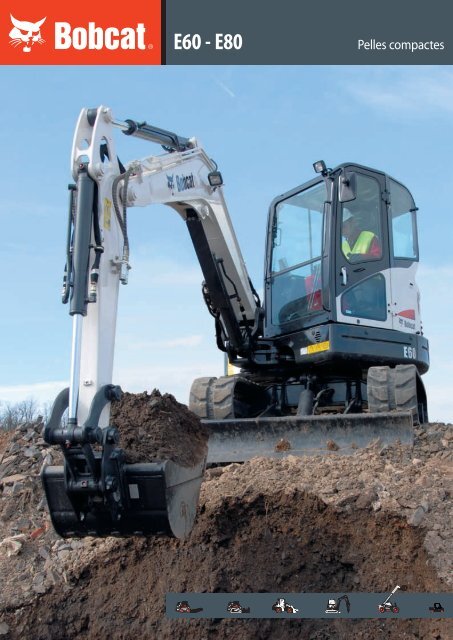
[42,106,262,538]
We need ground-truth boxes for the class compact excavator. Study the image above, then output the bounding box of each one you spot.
[42,106,429,539]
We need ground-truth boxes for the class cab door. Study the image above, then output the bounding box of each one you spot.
[387,177,422,334]
[335,167,393,329]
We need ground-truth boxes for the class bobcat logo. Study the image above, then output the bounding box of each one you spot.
[9,15,46,53]
[166,174,175,190]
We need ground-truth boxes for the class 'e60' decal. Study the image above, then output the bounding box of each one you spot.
[403,346,416,359]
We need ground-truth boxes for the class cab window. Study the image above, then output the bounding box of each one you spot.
[389,179,418,260]
[270,182,325,324]
[341,174,382,262]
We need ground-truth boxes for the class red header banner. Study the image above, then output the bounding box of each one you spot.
[1,1,161,64]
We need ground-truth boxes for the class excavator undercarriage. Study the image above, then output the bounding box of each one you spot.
[190,362,426,464]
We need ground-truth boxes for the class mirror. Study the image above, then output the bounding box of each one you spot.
[339,171,357,202]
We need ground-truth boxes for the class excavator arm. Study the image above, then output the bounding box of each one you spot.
[69,105,261,428]
[42,106,261,538]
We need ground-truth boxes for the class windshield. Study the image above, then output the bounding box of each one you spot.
[389,178,418,260]
[270,181,326,325]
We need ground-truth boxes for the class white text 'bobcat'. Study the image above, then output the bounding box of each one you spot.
[54,22,147,50]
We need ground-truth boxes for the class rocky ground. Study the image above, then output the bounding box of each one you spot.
[0,393,452,639]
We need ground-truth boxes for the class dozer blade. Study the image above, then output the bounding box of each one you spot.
[204,411,413,464]
[42,458,204,538]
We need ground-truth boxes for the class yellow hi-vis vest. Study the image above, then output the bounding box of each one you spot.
[342,230,375,258]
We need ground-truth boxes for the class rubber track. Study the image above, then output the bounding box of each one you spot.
[189,377,217,419]
[189,376,242,420]
[189,375,267,420]
[394,364,418,417]
[367,365,418,418]
[211,376,238,420]
[367,366,396,413]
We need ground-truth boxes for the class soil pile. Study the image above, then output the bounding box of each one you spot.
[110,390,209,466]
[0,399,451,640]
[0,418,63,611]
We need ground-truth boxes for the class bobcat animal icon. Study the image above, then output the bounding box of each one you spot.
[9,15,46,53]
[167,174,175,190]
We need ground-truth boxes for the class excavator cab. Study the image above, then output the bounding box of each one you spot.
[264,163,428,373]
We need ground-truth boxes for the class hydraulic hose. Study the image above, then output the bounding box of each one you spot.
[62,184,77,304]
[112,167,134,266]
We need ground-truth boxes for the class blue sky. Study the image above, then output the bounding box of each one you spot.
[0,66,452,421]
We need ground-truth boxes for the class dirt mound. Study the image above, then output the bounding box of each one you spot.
[4,486,452,639]
[0,400,452,639]
[110,389,208,466]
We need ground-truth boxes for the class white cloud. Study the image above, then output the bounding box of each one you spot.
[113,361,224,404]
[124,334,203,350]
[125,256,202,287]
[416,264,453,422]
[345,69,453,117]
[0,381,67,411]
[0,201,62,218]
[0,359,224,415]
[418,263,453,280]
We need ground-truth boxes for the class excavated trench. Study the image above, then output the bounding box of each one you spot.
[1,391,452,639]
[9,490,450,640]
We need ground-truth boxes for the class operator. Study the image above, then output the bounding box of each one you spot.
[341,209,381,259]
